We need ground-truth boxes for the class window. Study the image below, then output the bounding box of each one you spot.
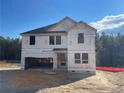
[82,53,88,63]
[56,36,61,45]
[78,33,84,43]
[30,36,35,45]
[75,53,81,63]
[49,36,55,45]
[74,53,89,64]
[64,24,69,29]
[49,36,61,45]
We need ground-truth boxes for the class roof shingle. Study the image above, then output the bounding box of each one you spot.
[21,23,63,35]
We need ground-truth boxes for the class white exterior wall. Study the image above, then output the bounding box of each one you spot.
[67,23,96,72]
[21,18,96,72]
[21,33,67,70]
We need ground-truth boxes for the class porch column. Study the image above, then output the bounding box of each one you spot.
[53,53,57,70]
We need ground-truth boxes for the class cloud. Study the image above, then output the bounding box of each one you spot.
[90,14,124,34]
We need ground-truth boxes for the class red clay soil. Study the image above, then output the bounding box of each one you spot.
[96,67,124,72]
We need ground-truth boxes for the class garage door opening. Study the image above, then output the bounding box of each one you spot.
[25,57,53,69]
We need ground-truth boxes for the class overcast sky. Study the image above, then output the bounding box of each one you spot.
[1,0,124,37]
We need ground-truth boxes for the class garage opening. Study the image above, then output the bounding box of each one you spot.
[25,57,53,69]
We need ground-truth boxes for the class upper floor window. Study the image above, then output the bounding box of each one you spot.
[30,36,35,45]
[78,33,84,43]
[49,36,61,45]
[63,24,70,29]
[49,36,55,45]
[56,36,61,45]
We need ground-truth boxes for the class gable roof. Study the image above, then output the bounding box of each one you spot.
[58,16,77,24]
[21,16,96,35]
[79,21,97,31]
[66,21,97,32]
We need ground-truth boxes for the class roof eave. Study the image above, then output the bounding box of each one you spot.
[20,31,67,35]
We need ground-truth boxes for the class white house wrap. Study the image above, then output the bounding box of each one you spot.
[21,17,97,72]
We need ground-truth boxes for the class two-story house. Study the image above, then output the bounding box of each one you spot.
[21,17,96,72]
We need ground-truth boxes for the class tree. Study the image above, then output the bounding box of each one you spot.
[0,36,21,61]
[96,32,124,67]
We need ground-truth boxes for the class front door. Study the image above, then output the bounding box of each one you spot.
[57,53,67,69]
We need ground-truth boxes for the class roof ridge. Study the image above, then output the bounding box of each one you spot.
[58,16,77,23]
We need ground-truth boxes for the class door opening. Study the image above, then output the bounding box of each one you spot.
[57,53,67,69]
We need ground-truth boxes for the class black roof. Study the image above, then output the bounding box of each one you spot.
[21,23,66,35]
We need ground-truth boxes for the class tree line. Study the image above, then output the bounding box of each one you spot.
[0,36,21,61]
[0,33,124,67]
[96,33,124,67]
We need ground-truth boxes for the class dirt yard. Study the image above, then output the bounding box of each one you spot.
[0,62,124,93]
[36,71,124,93]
